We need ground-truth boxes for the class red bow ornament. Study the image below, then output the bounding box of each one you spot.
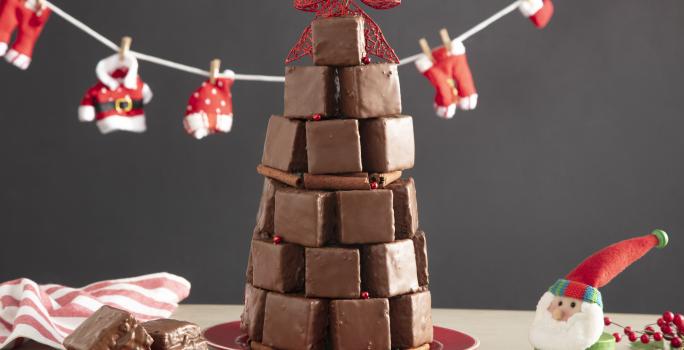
[287,0,401,64]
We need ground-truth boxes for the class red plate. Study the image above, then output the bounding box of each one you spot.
[204,321,479,350]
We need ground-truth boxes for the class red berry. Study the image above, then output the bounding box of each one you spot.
[628,333,638,342]
[312,114,322,121]
[624,327,633,335]
[653,332,663,341]
[604,317,612,326]
[675,314,684,328]
[362,56,371,65]
[613,333,622,343]
[360,291,369,299]
[662,324,674,335]
[658,318,667,327]
[641,334,650,344]
[273,235,283,245]
[370,182,378,190]
[672,337,683,348]
[664,311,675,323]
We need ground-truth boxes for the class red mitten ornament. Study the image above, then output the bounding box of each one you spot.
[183,70,235,140]
[519,0,554,29]
[78,54,153,134]
[415,41,478,119]
[0,0,51,70]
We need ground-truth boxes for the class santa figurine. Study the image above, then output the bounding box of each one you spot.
[529,229,669,350]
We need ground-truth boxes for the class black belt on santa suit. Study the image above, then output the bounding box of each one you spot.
[95,98,144,114]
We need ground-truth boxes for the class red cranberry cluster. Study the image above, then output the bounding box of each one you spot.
[604,311,683,348]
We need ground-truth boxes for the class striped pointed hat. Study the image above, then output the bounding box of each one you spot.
[548,230,669,308]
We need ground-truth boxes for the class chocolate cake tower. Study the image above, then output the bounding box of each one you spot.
[241,15,433,350]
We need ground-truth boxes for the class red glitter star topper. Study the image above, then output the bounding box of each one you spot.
[287,0,401,64]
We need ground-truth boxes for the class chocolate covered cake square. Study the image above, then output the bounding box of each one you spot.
[329,299,391,350]
[312,16,366,66]
[254,178,286,239]
[284,66,336,118]
[63,305,153,350]
[359,115,415,172]
[274,189,336,247]
[305,247,360,298]
[142,319,207,350]
[386,177,419,238]
[306,119,363,174]
[251,240,304,293]
[390,291,434,348]
[339,63,401,118]
[262,293,329,350]
[240,284,268,342]
[261,115,307,172]
[361,240,419,297]
[412,231,429,286]
[338,190,395,244]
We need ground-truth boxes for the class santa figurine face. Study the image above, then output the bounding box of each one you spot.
[529,291,604,350]
[547,296,583,322]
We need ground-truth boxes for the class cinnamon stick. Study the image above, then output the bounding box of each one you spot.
[256,164,302,188]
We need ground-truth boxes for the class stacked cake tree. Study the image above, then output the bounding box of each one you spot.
[241,7,433,350]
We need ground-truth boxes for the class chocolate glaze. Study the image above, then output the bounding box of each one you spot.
[412,231,429,286]
[262,293,329,350]
[254,178,286,239]
[337,190,395,244]
[329,299,391,350]
[261,116,307,173]
[284,66,336,118]
[274,189,336,247]
[305,247,361,298]
[312,16,366,66]
[361,240,419,297]
[359,115,415,172]
[339,63,402,118]
[251,240,305,293]
[249,342,275,350]
[240,284,269,342]
[390,291,434,348]
[386,178,419,239]
[246,245,254,283]
[142,319,207,350]
[306,119,363,175]
[63,305,152,350]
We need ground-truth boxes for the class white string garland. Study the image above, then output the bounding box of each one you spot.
[43,0,522,83]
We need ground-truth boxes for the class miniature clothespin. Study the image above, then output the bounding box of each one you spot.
[439,28,453,54]
[119,36,132,62]
[418,38,435,63]
[35,0,45,14]
[209,59,221,85]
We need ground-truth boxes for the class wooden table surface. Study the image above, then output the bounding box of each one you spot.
[173,305,658,350]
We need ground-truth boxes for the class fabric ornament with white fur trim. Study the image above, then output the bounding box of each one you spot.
[529,229,669,350]
[415,41,477,119]
[183,70,235,140]
[0,0,51,70]
[519,0,554,29]
[78,53,153,134]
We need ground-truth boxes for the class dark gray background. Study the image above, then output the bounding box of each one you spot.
[1,0,682,313]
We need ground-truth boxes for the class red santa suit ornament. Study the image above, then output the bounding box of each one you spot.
[183,70,235,140]
[519,0,554,29]
[416,36,477,119]
[78,53,153,134]
[0,0,51,70]
[529,230,669,350]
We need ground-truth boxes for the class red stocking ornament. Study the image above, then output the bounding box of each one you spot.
[183,70,235,140]
[519,0,554,29]
[415,41,478,119]
[0,0,51,70]
[288,0,400,64]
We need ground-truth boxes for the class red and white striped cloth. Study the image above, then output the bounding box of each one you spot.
[0,273,191,349]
